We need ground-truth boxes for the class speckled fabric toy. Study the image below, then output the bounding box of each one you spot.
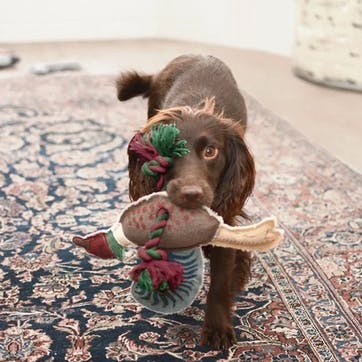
[73,192,283,313]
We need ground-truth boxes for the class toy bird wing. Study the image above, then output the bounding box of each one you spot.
[210,217,283,252]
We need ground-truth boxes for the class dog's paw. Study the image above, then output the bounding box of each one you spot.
[201,325,236,350]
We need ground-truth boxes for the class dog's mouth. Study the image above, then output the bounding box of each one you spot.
[166,180,214,210]
[168,195,208,210]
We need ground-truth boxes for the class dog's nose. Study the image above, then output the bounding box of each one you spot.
[180,185,204,202]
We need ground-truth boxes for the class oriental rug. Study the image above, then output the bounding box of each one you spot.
[0,75,361,361]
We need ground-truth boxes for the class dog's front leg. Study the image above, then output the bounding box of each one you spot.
[201,246,237,350]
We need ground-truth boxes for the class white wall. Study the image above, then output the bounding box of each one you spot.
[155,0,297,56]
[0,0,297,56]
[0,0,159,41]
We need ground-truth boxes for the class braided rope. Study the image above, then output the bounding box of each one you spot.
[128,124,189,292]
[128,124,189,191]
[129,132,174,191]
[138,207,169,260]
[141,156,174,191]
[130,207,184,292]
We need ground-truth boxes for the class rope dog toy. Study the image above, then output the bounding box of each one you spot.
[73,124,283,313]
[73,192,283,313]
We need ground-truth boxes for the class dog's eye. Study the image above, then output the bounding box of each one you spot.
[203,145,218,160]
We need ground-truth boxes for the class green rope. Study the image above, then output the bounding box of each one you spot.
[136,270,154,292]
[145,247,162,259]
[149,124,190,158]
[156,213,169,221]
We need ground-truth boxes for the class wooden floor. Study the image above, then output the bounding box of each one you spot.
[1,38,361,173]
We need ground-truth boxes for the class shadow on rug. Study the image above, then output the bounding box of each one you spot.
[0,75,361,361]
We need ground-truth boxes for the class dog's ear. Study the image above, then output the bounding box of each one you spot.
[128,151,155,201]
[213,131,255,219]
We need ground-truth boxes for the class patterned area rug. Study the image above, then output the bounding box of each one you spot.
[0,75,361,362]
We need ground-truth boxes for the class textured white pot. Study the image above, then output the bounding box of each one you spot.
[293,0,362,91]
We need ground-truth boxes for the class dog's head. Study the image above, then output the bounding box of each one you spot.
[128,99,255,219]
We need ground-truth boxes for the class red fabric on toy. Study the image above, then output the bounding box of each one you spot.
[81,232,115,259]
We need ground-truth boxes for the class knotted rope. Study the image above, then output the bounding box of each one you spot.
[128,124,189,292]
[128,124,189,191]
[130,207,184,292]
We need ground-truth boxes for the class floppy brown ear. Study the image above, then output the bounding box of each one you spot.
[213,131,255,220]
[128,151,156,201]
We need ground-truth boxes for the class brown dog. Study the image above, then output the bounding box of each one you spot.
[116,55,255,349]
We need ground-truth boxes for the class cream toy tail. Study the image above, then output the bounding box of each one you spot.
[211,217,284,252]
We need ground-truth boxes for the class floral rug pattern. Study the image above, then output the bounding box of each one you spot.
[0,76,361,361]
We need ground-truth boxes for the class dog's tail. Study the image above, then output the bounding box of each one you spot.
[116,71,152,101]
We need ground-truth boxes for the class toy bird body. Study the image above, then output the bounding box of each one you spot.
[74,191,283,253]
[73,192,283,314]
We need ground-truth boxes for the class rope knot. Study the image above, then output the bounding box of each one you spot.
[130,207,184,292]
[141,156,174,191]
[128,123,189,191]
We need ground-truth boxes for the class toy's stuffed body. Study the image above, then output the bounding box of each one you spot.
[73,191,283,313]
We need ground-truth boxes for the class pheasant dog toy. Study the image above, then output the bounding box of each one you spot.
[73,124,283,313]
